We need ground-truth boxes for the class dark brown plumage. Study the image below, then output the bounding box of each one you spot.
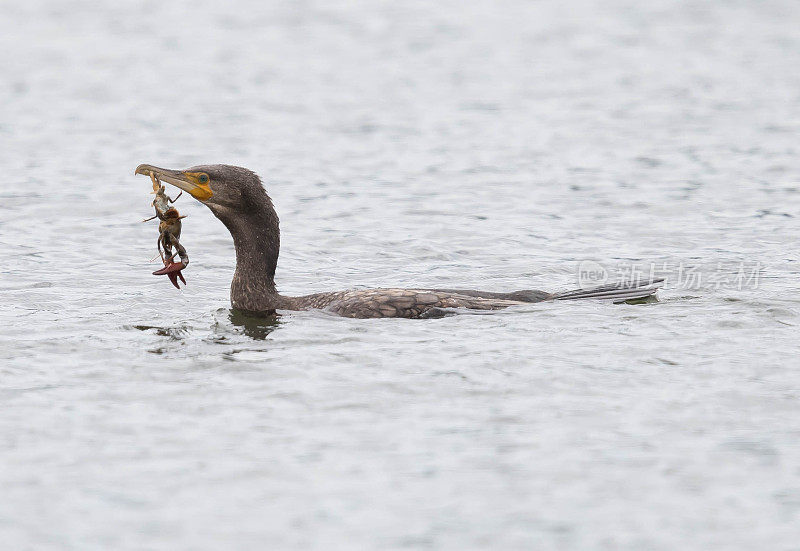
[135,164,663,318]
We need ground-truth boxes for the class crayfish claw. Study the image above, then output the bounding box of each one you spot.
[152,262,184,276]
[153,261,187,289]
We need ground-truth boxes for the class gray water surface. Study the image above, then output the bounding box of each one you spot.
[2,1,800,549]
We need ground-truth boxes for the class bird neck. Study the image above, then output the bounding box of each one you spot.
[216,198,282,312]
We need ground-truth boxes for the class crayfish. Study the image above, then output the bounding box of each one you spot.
[143,172,189,289]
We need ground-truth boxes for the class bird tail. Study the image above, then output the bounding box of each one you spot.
[553,278,664,302]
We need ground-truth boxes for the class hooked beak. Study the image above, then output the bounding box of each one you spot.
[134,164,213,201]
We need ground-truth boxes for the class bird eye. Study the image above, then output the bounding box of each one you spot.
[199,174,209,184]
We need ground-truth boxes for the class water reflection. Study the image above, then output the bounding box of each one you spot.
[227,309,282,340]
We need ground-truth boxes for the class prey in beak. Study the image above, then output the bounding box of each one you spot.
[137,166,193,289]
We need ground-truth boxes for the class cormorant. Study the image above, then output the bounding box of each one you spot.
[135,164,662,318]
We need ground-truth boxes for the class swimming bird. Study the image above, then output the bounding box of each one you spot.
[135,164,662,318]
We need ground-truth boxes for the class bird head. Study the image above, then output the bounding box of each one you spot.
[135,163,270,218]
